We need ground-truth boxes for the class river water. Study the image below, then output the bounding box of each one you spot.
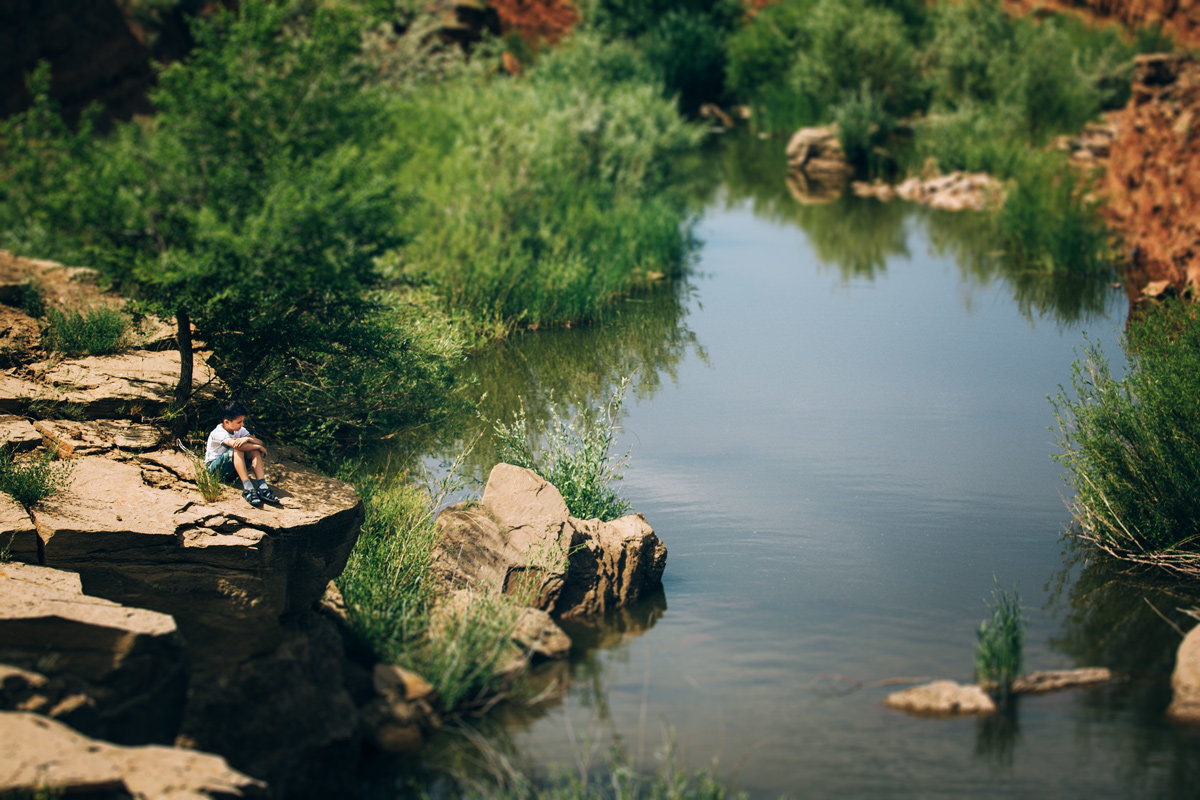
[376,137,1200,798]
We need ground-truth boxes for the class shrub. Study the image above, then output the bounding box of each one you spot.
[11,281,47,318]
[1052,302,1200,576]
[42,306,130,356]
[388,33,701,332]
[491,378,632,522]
[975,583,1024,699]
[725,0,924,132]
[0,444,73,508]
[995,151,1112,275]
[833,81,896,174]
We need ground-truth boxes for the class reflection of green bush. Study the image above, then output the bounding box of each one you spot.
[1053,302,1200,576]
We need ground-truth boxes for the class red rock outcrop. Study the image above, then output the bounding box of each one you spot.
[1102,53,1200,298]
[1006,0,1200,49]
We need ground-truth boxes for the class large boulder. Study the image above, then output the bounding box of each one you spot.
[0,562,187,744]
[0,711,265,799]
[786,125,854,177]
[1167,624,1200,724]
[432,464,667,619]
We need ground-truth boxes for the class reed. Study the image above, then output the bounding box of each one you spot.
[975,583,1024,700]
[1053,302,1200,578]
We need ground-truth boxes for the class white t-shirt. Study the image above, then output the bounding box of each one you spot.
[205,423,250,464]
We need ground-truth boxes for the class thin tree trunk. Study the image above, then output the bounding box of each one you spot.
[173,310,193,439]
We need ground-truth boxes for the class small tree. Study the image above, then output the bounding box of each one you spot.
[1,2,457,446]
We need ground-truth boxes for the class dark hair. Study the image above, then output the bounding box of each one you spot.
[220,400,248,422]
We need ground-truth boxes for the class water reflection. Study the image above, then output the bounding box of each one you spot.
[375,279,707,481]
[686,133,1118,324]
[368,593,668,796]
[1044,538,1200,799]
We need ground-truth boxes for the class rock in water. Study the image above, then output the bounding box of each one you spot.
[885,680,997,716]
[432,464,667,618]
[1168,625,1200,724]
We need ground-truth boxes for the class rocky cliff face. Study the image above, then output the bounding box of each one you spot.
[1007,0,1200,49]
[1102,53,1200,299]
[0,251,366,797]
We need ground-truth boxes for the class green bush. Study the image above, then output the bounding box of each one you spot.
[491,378,632,522]
[0,444,73,508]
[995,151,1112,275]
[833,81,896,173]
[388,33,701,332]
[42,306,130,356]
[1053,302,1200,575]
[726,0,924,132]
[975,584,1024,699]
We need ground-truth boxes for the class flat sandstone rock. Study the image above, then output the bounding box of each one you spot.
[0,711,265,799]
[885,680,997,717]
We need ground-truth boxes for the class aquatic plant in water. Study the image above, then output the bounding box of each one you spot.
[975,583,1024,699]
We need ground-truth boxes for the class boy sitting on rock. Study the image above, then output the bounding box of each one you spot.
[204,400,281,508]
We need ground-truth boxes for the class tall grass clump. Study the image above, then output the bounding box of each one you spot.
[1052,302,1200,577]
[975,583,1024,700]
[0,444,73,508]
[386,33,702,334]
[41,306,130,357]
[491,378,632,522]
[338,466,521,711]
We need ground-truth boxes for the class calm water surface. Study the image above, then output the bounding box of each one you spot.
[382,138,1200,798]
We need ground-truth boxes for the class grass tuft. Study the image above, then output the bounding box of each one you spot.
[42,305,129,357]
[0,444,73,508]
[491,378,632,522]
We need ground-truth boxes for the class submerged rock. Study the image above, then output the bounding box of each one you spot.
[1011,667,1113,694]
[884,681,997,716]
[1167,624,1200,725]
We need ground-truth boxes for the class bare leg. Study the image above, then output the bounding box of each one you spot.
[232,450,250,483]
[249,450,266,481]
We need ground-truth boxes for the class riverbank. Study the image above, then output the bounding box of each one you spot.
[0,250,669,797]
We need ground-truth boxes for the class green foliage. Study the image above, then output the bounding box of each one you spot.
[42,306,130,356]
[726,0,925,132]
[0,445,74,508]
[975,583,1024,699]
[926,0,1137,141]
[832,82,896,173]
[491,378,632,522]
[1052,303,1200,573]
[190,455,226,502]
[578,0,742,110]
[388,33,701,333]
[995,151,1113,275]
[0,2,463,450]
